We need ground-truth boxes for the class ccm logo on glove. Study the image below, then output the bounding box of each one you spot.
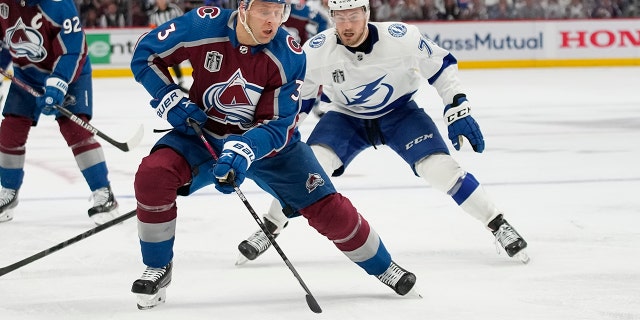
[444,103,471,125]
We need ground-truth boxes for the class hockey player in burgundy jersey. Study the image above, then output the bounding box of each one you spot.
[0,0,119,225]
[236,0,529,265]
[129,0,416,310]
[282,0,330,45]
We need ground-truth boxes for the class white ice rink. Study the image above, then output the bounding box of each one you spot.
[0,67,639,320]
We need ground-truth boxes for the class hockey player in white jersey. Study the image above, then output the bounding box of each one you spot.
[237,0,529,265]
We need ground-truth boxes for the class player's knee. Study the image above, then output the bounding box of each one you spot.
[135,148,191,200]
[0,115,31,148]
[299,193,361,240]
[58,115,94,145]
[310,144,342,175]
[415,153,465,193]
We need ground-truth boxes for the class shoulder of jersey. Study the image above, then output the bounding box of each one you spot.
[40,0,79,18]
[189,6,231,24]
[374,21,417,40]
[272,28,305,56]
[184,7,232,36]
[303,28,335,52]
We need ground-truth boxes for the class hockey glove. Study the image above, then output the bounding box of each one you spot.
[212,136,255,194]
[444,94,485,153]
[36,77,67,117]
[150,84,208,135]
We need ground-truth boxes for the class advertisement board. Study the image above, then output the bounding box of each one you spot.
[415,19,640,68]
[85,19,640,77]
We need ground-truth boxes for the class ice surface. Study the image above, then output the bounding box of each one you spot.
[1,67,639,320]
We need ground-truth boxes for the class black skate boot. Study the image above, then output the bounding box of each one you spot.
[236,219,286,265]
[88,186,119,225]
[131,261,172,310]
[0,188,18,223]
[488,214,529,264]
[376,261,417,296]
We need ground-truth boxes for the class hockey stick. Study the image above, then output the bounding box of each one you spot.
[0,69,144,152]
[0,209,137,277]
[188,120,322,314]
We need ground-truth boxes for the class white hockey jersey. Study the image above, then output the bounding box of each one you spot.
[301,21,465,119]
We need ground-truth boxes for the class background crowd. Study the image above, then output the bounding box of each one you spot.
[76,0,640,29]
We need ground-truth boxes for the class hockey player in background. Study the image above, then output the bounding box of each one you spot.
[236,0,529,265]
[129,0,416,310]
[282,0,331,117]
[282,0,330,45]
[0,0,119,225]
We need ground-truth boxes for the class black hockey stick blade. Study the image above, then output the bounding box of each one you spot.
[0,209,137,277]
[0,68,144,152]
[233,183,323,314]
[187,120,322,313]
[306,294,322,313]
[54,105,145,152]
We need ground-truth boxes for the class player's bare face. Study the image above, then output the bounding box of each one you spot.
[246,2,285,43]
[333,8,367,47]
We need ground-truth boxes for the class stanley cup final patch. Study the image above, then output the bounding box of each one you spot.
[305,173,325,193]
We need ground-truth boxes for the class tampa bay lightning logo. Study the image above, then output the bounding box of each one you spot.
[202,69,262,128]
[388,24,407,38]
[341,75,393,110]
[308,34,326,48]
[6,17,47,62]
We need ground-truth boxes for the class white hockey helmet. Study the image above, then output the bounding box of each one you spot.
[328,0,370,12]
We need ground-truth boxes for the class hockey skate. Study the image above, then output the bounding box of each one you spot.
[0,188,18,223]
[488,214,530,264]
[88,186,119,225]
[131,262,172,310]
[376,261,419,296]
[236,219,285,265]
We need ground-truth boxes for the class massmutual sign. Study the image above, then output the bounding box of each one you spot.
[84,19,640,75]
[414,19,640,67]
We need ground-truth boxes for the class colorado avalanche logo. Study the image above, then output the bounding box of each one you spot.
[308,34,326,48]
[388,24,407,38]
[306,173,325,193]
[286,35,303,54]
[6,18,47,62]
[197,6,221,18]
[203,70,263,128]
[341,75,393,110]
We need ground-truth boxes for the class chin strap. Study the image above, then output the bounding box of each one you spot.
[239,5,263,45]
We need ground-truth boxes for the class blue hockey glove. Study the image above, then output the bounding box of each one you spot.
[150,84,208,135]
[444,94,485,153]
[36,77,67,117]
[212,137,255,194]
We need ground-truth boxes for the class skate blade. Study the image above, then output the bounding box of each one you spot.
[0,209,14,222]
[404,285,423,299]
[515,250,530,264]
[135,287,167,310]
[235,253,249,266]
[91,209,119,226]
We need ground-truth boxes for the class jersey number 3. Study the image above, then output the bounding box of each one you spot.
[157,23,177,41]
